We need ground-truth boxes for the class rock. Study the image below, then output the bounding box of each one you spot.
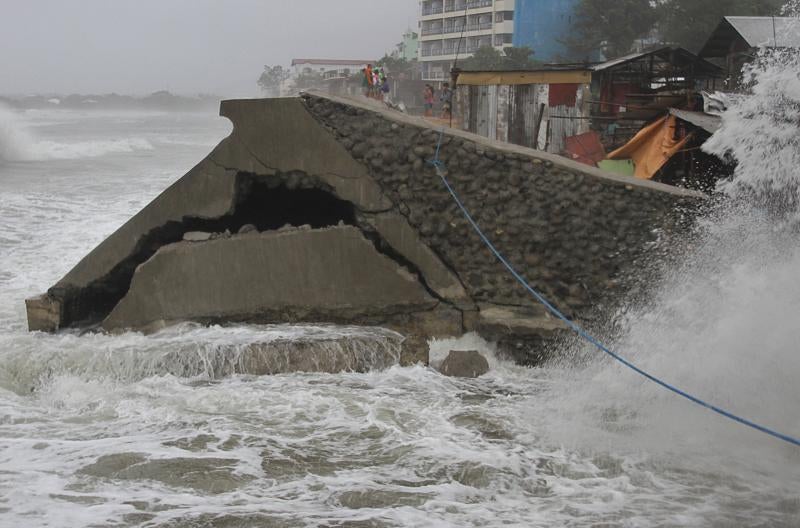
[210,229,232,240]
[238,224,257,235]
[401,335,429,366]
[438,350,489,378]
[183,231,212,242]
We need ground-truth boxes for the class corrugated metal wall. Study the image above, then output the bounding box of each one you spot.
[458,83,590,154]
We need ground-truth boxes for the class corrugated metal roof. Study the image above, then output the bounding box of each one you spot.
[590,49,658,71]
[726,16,800,48]
[669,108,721,134]
[590,47,721,74]
[700,17,800,57]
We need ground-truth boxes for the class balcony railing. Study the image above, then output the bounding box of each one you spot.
[466,22,493,31]
[421,48,458,57]
[421,26,444,36]
[443,24,466,34]
[428,0,490,15]
[445,2,467,12]
[420,46,464,57]
[421,5,444,15]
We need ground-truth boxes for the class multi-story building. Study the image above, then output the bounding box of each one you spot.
[280,59,376,96]
[395,30,420,62]
[418,0,578,81]
[289,59,376,81]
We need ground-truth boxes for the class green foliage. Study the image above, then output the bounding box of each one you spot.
[459,46,505,70]
[257,65,290,96]
[657,0,783,52]
[460,46,540,71]
[291,71,325,92]
[503,47,542,69]
[566,0,657,59]
[566,0,782,59]
[377,55,415,77]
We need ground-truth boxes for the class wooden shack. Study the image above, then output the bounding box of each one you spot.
[454,47,722,158]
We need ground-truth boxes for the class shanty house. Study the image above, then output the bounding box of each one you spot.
[454,68,592,155]
[454,47,722,158]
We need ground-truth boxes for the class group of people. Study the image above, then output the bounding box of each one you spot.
[362,64,390,100]
[423,82,453,119]
[361,66,453,119]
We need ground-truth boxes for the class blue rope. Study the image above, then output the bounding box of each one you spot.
[427,128,800,448]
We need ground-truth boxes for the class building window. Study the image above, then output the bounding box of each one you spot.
[494,33,512,46]
[496,11,513,22]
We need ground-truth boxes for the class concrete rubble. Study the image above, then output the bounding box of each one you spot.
[439,350,490,378]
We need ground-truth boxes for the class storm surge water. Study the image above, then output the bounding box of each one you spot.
[1,45,800,526]
[0,104,155,162]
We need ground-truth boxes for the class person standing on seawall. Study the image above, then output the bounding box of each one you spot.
[365,64,374,98]
[440,82,452,120]
[362,68,372,97]
[423,84,434,117]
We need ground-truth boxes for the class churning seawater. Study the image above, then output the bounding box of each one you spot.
[0,92,799,527]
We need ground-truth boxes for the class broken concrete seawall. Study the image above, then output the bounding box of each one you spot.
[25,92,703,366]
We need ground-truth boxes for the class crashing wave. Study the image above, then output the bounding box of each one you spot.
[0,104,154,162]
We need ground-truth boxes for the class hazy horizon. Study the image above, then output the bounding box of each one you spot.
[0,0,418,97]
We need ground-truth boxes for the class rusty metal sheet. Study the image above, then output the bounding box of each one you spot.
[457,70,592,86]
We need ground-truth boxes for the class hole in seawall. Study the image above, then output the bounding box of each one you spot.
[51,172,358,328]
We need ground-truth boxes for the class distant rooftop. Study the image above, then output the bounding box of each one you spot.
[458,46,720,83]
[291,59,376,67]
[700,16,800,57]
[588,47,721,75]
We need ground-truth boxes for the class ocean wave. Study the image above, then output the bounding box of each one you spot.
[0,104,154,161]
[31,137,155,160]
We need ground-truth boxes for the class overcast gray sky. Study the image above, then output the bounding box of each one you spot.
[0,0,419,96]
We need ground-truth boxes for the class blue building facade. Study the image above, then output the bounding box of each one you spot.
[513,0,579,61]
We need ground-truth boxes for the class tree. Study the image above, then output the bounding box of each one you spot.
[459,46,506,71]
[257,65,290,96]
[564,0,782,59]
[657,0,783,52]
[290,71,325,93]
[566,0,658,60]
[459,46,540,71]
[503,46,541,70]
[377,55,416,79]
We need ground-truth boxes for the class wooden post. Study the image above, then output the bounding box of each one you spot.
[532,102,546,150]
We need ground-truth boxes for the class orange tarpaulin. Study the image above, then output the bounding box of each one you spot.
[607,115,692,180]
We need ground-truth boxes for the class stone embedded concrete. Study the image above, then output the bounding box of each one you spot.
[26,92,705,367]
[303,93,702,325]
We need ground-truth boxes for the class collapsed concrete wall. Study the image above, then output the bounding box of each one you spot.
[26,93,703,366]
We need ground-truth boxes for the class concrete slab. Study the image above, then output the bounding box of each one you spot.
[103,226,442,332]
